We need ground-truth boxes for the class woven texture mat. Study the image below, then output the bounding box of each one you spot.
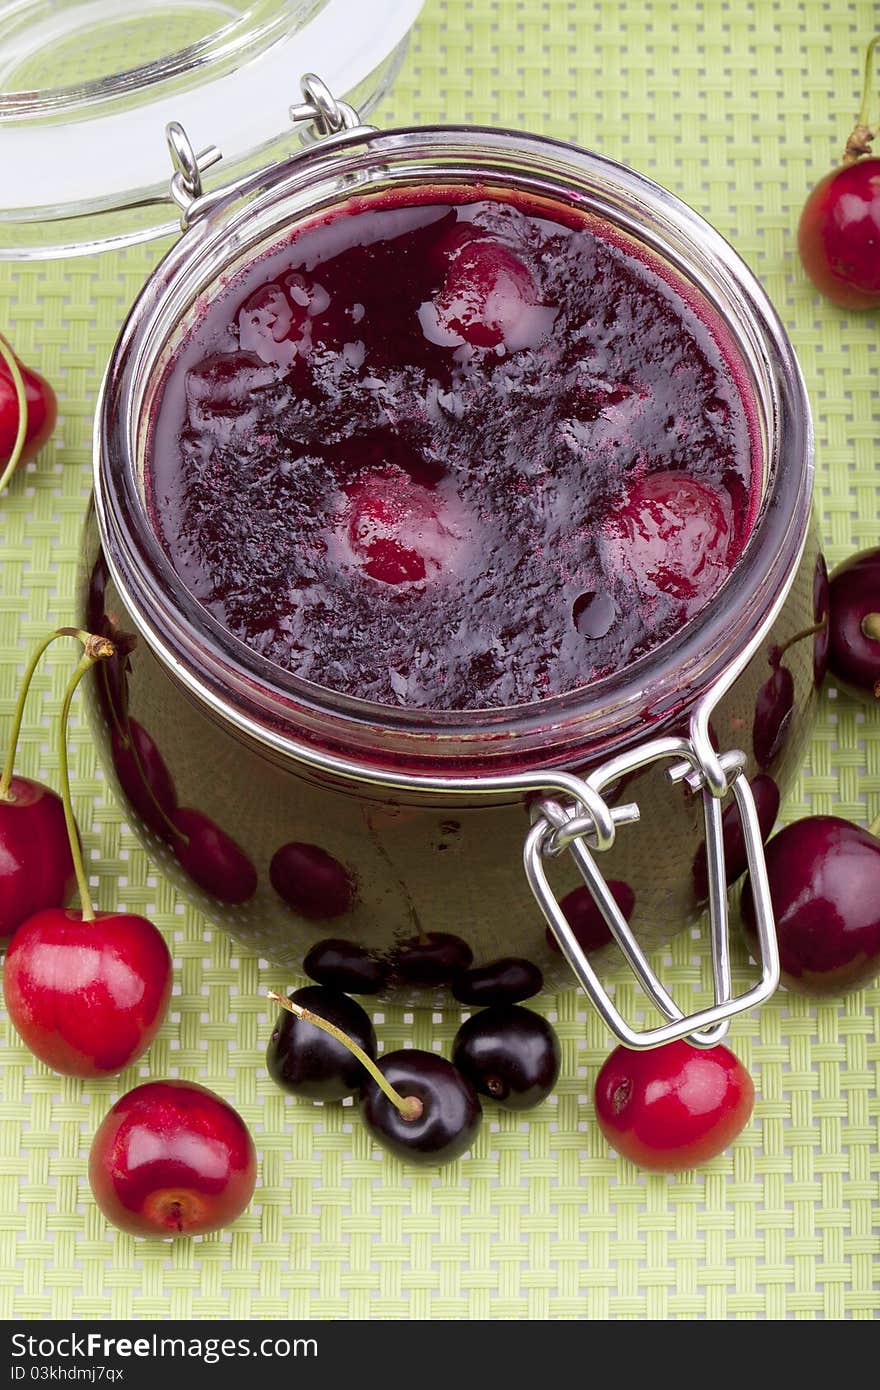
[1,0,878,1321]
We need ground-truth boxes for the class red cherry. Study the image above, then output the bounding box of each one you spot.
[546,879,635,956]
[0,777,75,938]
[691,773,780,904]
[2,908,172,1077]
[594,1040,755,1172]
[269,842,355,919]
[813,553,830,687]
[741,815,880,995]
[422,235,553,350]
[344,466,462,586]
[798,158,880,309]
[606,472,732,604]
[171,808,257,905]
[826,546,880,700]
[0,352,57,469]
[88,1080,256,1237]
[111,719,177,839]
[752,662,794,768]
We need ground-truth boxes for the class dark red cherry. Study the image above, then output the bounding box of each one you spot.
[171,808,257,904]
[594,1040,754,1172]
[0,352,56,469]
[111,718,177,839]
[452,956,543,1005]
[359,1050,481,1165]
[269,842,355,919]
[813,553,830,687]
[302,938,387,994]
[752,662,794,768]
[89,1080,256,1237]
[452,1006,560,1110]
[0,777,75,938]
[826,546,880,700]
[692,773,780,904]
[607,472,731,604]
[546,879,635,956]
[266,986,377,1102]
[391,931,473,987]
[798,158,880,309]
[344,466,462,586]
[185,351,275,428]
[423,236,552,350]
[741,815,880,995]
[3,908,172,1077]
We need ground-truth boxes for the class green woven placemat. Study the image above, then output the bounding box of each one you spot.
[1,0,878,1321]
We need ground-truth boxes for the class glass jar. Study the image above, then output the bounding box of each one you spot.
[83,116,817,1045]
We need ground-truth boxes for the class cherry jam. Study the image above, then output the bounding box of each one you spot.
[147,189,758,711]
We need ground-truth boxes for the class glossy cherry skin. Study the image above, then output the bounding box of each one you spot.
[752,662,794,768]
[452,1006,561,1110]
[813,553,830,687]
[741,815,880,995]
[269,842,355,919]
[798,159,880,309]
[546,879,635,956]
[302,938,388,995]
[359,1050,481,1166]
[826,547,880,700]
[2,908,172,1077]
[452,957,543,1005]
[171,808,257,904]
[424,235,551,351]
[0,778,75,937]
[88,1080,256,1237]
[266,986,377,1102]
[692,773,780,904]
[390,931,473,987]
[607,472,731,604]
[594,1041,754,1172]
[111,718,177,839]
[0,354,57,468]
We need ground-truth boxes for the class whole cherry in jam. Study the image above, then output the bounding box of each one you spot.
[826,546,880,700]
[342,466,464,586]
[269,992,482,1166]
[594,1040,755,1172]
[741,815,880,995]
[89,1080,256,1237]
[266,986,377,1102]
[452,1006,561,1110]
[171,807,257,905]
[269,842,355,919]
[606,471,732,606]
[421,229,554,350]
[2,636,172,1078]
[303,938,388,994]
[546,880,635,957]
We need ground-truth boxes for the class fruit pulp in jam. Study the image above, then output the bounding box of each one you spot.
[147,187,758,711]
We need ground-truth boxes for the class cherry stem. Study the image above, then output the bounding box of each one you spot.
[845,33,879,161]
[58,636,115,923]
[0,333,28,496]
[267,992,424,1122]
[0,627,99,802]
[775,618,827,659]
[860,612,880,643]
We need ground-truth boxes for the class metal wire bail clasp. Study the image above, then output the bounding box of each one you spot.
[166,122,223,215]
[524,731,780,1050]
[290,73,362,140]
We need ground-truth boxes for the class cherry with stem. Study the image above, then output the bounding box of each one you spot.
[0,331,56,494]
[268,991,481,1165]
[3,634,173,1077]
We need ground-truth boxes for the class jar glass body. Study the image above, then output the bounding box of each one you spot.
[84,126,816,1003]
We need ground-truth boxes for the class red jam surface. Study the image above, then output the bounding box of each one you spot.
[147,189,758,710]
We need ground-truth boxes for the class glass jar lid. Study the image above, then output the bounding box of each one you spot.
[0,0,423,258]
